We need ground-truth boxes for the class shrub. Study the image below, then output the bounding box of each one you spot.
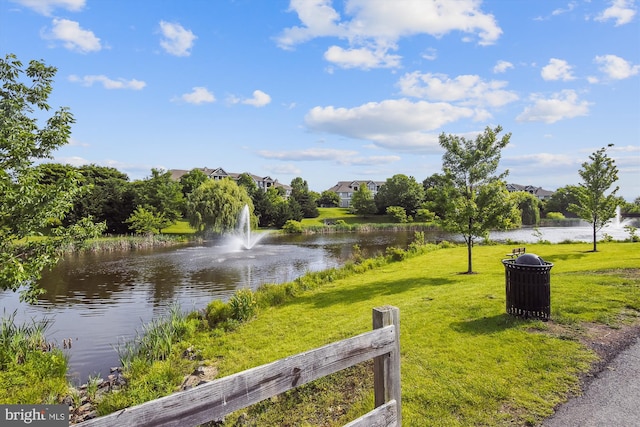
[414,209,435,223]
[229,289,258,322]
[205,300,231,328]
[282,220,303,233]
[385,246,406,261]
[256,283,288,307]
[386,206,408,223]
[546,212,565,220]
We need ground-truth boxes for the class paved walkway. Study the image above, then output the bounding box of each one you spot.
[542,336,640,427]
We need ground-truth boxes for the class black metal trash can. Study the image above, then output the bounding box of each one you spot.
[502,254,553,320]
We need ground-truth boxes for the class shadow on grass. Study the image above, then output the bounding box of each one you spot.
[450,313,528,335]
[291,276,456,309]
[545,252,590,262]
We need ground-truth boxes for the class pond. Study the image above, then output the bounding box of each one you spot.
[0,222,634,384]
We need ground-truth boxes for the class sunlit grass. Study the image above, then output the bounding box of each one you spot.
[98,241,639,425]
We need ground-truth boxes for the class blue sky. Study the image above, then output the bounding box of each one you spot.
[2,0,639,200]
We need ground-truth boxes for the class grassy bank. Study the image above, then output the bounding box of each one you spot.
[93,241,639,426]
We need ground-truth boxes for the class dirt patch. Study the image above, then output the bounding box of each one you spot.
[577,321,640,377]
[539,319,640,385]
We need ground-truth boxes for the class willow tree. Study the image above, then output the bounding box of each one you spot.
[186,178,254,234]
[1,54,103,302]
[438,126,520,274]
[569,144,619,252]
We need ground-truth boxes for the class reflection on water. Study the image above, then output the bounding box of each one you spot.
[0,231,414,383]
[0,224,634,384]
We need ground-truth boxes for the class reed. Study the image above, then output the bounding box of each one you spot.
[115,304,194,369]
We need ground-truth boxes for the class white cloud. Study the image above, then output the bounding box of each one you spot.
[159,21,197,56]
[257,148,400,167]
[552,2,578,16]
[241,90,272,107]
[54,156,90,167]
[505,153,576,169]
[264,163,302,175]
[175,87,215,104]
[594,54,640,79]
[68,74,146,90]
[421,47,437,60]
[45,18,101,53]
[541,58,575,81]
[304,98,474,151]
[11,0,84,16]
[516,90,591,123]
[493,60,514,73]
[276,0,502,69]
[258,148,358,161]
[339,155,401,166]
[595,0,637,26]
[67,137,89,147]
[324,45,401,69]
[397,72,518,108]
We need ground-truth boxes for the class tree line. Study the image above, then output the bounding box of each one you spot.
[2,53,636,301]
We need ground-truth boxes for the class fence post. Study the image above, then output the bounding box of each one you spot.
[373,305,401,426]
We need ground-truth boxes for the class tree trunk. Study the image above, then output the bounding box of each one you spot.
[467,239,473,273]
[592,222,598,252]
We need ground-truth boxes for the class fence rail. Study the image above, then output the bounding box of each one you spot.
[76,306,401,427]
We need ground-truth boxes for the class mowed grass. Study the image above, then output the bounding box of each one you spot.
[161,220,197,235]
[301,207,393,226]
[188,242,640,426]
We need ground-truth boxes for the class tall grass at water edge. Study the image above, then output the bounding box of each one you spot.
[0,311,68,404]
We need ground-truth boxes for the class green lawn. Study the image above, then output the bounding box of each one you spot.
[97,241,639,426]
[301,207,393,226]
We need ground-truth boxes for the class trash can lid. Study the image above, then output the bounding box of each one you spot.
[515,253,545,265]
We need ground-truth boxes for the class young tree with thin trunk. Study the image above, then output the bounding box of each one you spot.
[437,126,520,274]
[1,54,104,302]
[569,144,620,252]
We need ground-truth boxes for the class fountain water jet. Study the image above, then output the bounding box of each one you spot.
[231,204,266,250]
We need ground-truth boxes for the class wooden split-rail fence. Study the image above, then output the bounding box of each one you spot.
[76,306,401,427]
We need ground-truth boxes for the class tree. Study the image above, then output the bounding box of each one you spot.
[0,54,103,302]
[543,185,580,218]
[437,126,519,274]
[186,178,254,234]
[317,190,340,207]
[179,168,208,197]
[350,185,377,217]
[511,191,540,226]
[568,144,619,252]
[63,164,135,234]
[422,173,450,220]
[290,177,318,218]
[133,168,184,224]
[374,174,425,218]
[236,173,259,197]
[125,206,171,235]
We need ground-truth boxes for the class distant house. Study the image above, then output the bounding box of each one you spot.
[168,167,291,196]
[506,184,554,201]
[326,180,386,208]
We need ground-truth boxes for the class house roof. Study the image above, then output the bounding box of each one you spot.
[167,167,291,191]
[506,183,554,197]
[327,180,386,193]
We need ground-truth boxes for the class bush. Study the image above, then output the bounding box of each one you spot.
[256,283,288,307]
[385,246,406,261]
[414,209,435,223]
[386,206,408,223]
[229,289,258,322]
[205,300,231,328]
[282,220,303,233]
[546,212,565,220]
